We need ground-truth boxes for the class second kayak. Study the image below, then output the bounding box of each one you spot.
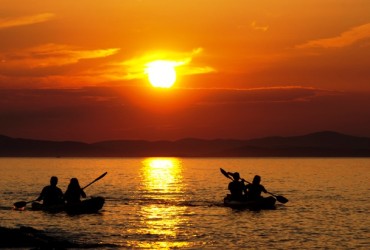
[223,195,276,210]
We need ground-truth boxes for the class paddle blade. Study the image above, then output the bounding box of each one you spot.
[82,172,108,190]
[220,168,232,180]
[94,172,107,182]
[276,195,289,204]
[13,201,27,209]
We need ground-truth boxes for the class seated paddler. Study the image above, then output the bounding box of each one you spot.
[36,176,64,206]
[245,175,267,200]
[228,172,246,201]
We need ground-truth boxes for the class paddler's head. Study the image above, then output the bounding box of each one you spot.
[50,176,58,186]
[252,175,261,185]
[232,172,240,181]
[69,177,80,188]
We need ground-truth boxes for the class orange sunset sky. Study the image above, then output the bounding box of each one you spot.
[1,0,370,142]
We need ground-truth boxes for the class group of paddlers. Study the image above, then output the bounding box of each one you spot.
[228,173,268,201]
[34,171,274,207]
[36,176,86,207]
[39,172,269,205]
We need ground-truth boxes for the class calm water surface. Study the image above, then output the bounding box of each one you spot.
[0,158,369,249]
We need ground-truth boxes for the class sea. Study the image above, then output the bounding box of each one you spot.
[0,157,369,249]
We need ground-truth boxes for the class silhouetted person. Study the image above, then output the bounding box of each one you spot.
[64,178,86,205]
[36,176,64,206]
[228,172,246,200]
[245,175,267,200]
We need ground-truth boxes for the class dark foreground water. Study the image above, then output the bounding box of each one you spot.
[0,157,369,249]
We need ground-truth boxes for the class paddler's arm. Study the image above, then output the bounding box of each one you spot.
[81,189,87,198]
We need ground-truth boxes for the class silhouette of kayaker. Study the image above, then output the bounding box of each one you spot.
[35,176,64,206]
[245,175,267,200]
[228,172,246,201]
[64,178,86,205]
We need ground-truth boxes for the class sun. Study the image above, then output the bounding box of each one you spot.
[146,60,177,88]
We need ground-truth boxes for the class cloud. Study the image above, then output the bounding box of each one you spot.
[251,21,269,32]
[0,13,56,30]
[1,44,120,68]
[0,43,120,79]
[100,48,215,81]
[0,45,213,88]
[192,86,339,106]
[0,44,121,88]
[3,85,365,142]
[296,23,370,49]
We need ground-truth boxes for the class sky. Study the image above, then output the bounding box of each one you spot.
[1,0,370,142]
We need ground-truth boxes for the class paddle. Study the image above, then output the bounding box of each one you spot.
[265,191,289,204]
[220,168,234,180]
[219,168,289,204]
[13,200,37,209]
[82,172,108,190]
[13,172,108,209]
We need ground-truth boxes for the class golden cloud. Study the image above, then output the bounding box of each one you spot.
[2,44,120,68]
[0,46,213,88]
[0,13,56,29]
[297,23,370,49]
[103,48,215,81]
[251,21,269,32]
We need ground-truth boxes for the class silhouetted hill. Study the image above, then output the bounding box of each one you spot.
[0,135,102,157]
[224,131,370,157]
[0,131,369,157]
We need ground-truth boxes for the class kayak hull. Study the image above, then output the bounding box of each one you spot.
[31,197,105,214]
[223,195,276,210]
[66,196,105,215]
[31,202,65,213]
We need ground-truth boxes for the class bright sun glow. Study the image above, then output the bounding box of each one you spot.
[146,60,177,88]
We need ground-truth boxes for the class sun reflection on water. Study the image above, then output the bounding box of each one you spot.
[131,157,190,249]
[141,157,183,194]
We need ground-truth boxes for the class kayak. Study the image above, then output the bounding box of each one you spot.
[224,195,276,210]
[66,197,105,215]
[31,202,64,213]
[31,197,105,214]
[223,195,276,210]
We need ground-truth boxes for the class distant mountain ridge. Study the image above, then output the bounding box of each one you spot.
[1,131,369,157]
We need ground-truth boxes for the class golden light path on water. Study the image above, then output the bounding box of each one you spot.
[142,158,183,193]
[131,158,190,249]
